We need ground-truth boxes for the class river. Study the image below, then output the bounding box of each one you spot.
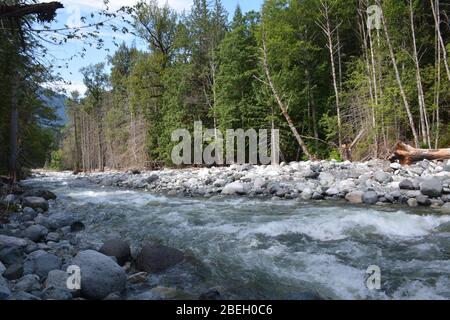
[22,172,450,300]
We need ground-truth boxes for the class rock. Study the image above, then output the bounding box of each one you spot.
[362,191,379,205]
[45,270,69,290]
[136,244,184,273]
[407,198,418,207]
[24,224,48,242]
[22,190,56,201]
[444,161,450,172]
[146,174,159,184]
[345,191,364,204]
[199,288,221,300]
[0,276,11,300]
[99,239,131,266]
[221,181,246,195]
[13,274,41,292]
[42,287,72,300]
[46,232,60,242]
[2,194,16,204]
[416,195,431,206]
[0,261,5,275]
[0,235,28,248]
[104,292,122,300]
[7,291,40,300]
[72,250,126,300]
[390,163,402,170]
[373,171,393,184]
[0,246,24,266]
[70,221,85,233]
[3,263,23,280]
[399,179,415,190]
[420,178,443,197]
[149,286,178,299]
[47,212,77,230]
[22,197,49,211]
[25,252,62,278]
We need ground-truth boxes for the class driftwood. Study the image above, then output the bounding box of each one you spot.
[389,142,450,165]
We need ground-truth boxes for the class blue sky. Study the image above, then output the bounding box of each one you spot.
[45,0,264,95]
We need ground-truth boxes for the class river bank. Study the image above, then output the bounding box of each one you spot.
[1,160,450,300]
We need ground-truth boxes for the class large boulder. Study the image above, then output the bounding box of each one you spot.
[99,239,131,266]
[22,190,56,201]
[136,244,184,273]
[362,191,379,205]
[23,224,48,242]
[0,235,28,248]
[420,178,443,197]
[22,197,49,212]
[46,212,81,230]
[72,250,126,300]
[0,276,11,300]
[345,191,364,204]
[13,274,41,292]
[221,181,246,195]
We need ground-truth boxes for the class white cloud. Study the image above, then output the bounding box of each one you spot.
[61,0,193,12]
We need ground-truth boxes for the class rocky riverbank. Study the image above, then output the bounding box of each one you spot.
[1,159,450,300]
[83,159,450,211]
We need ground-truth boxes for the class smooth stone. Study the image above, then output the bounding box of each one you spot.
[407,198,418,207]
[416,195,432,206]
[0,235,28,248]
[13,274,41,292]
[399,179,415,190]
[42,287,72,300]
[24,224,48,242]
[22,190,56,201]
[99,239,131,266]
[373,171,393,184]
[362,191,379,205]
[72,250,126,300]
[345,191,364,204]
[0,261,5,275]
[0,276,11,300]
[25,252,62,278]
[0,246,24,266]
[3,263,23,280]
[221,181,246,195]
[136,244,184,273]
[420,178,443,197]
[22,197,49,212]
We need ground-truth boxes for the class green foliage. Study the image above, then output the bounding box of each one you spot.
[49,149,64,170]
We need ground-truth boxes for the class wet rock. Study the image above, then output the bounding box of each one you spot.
[136,244,184,273]
[22,197,49,212]
[42,287,72,300]
[70,221,85,233]
[345,191,364,204]
[0,246,24,266]
[22,190,56,201]
[47,212,77,230]
[0,276,11,300]
[416,195,431,206]
[3,263,23,280]
[399,179,415,190]
[420,178,443,197]
[24,251,62,278]
[362,191,379,205]
[199,288,221,300]
[0,235,28,248]
[99,239,131,266]
[0,261,5,275]
[72,250,126,300]
[13,274,41,292]
[24,224,48,242]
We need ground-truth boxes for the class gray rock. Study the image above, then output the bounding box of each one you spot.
[363,191,379,205]
[22,197,49,211]
[136,244,184,273]
[0,246,24,266]
[99,239,131,266]
[7,291,40,300]
[24,224,48,242]
[407,198,418,207]
[420,178,443,197]
[22,190,56,201]
[199,288,221,300]
[42,287,72,300]
[0,261,5,275]
[72,250,126,300]
[2,194,16,204]
[221,181,246,195]
[416,195,431,206]
[0,276,11,300]
[47,212,77,230]
[399,179,415,190]
[46,232,60,242]
[45,270,69,290]
[373,171,393,184]
[3,263,23,280]
[0,235,28,248]
[444,161,450,172]
[440,203,450,213]
[24,252,62,278]
[13,274,41,292]
[390,163,402,170]
[345,191,364,204]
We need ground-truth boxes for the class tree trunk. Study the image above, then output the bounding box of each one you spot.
[389,141,450,165]
[8,72,20,182]
[430,0,450,82]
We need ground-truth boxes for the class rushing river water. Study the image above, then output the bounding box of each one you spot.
[23,172,450,300]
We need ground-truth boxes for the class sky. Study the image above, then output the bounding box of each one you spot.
[44,0,265,95]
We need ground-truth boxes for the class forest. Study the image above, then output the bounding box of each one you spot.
[0,0,449,178]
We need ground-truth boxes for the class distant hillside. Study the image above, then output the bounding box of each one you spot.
[38,89,68,126]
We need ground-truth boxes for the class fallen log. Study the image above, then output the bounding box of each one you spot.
[389,142,450,165]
